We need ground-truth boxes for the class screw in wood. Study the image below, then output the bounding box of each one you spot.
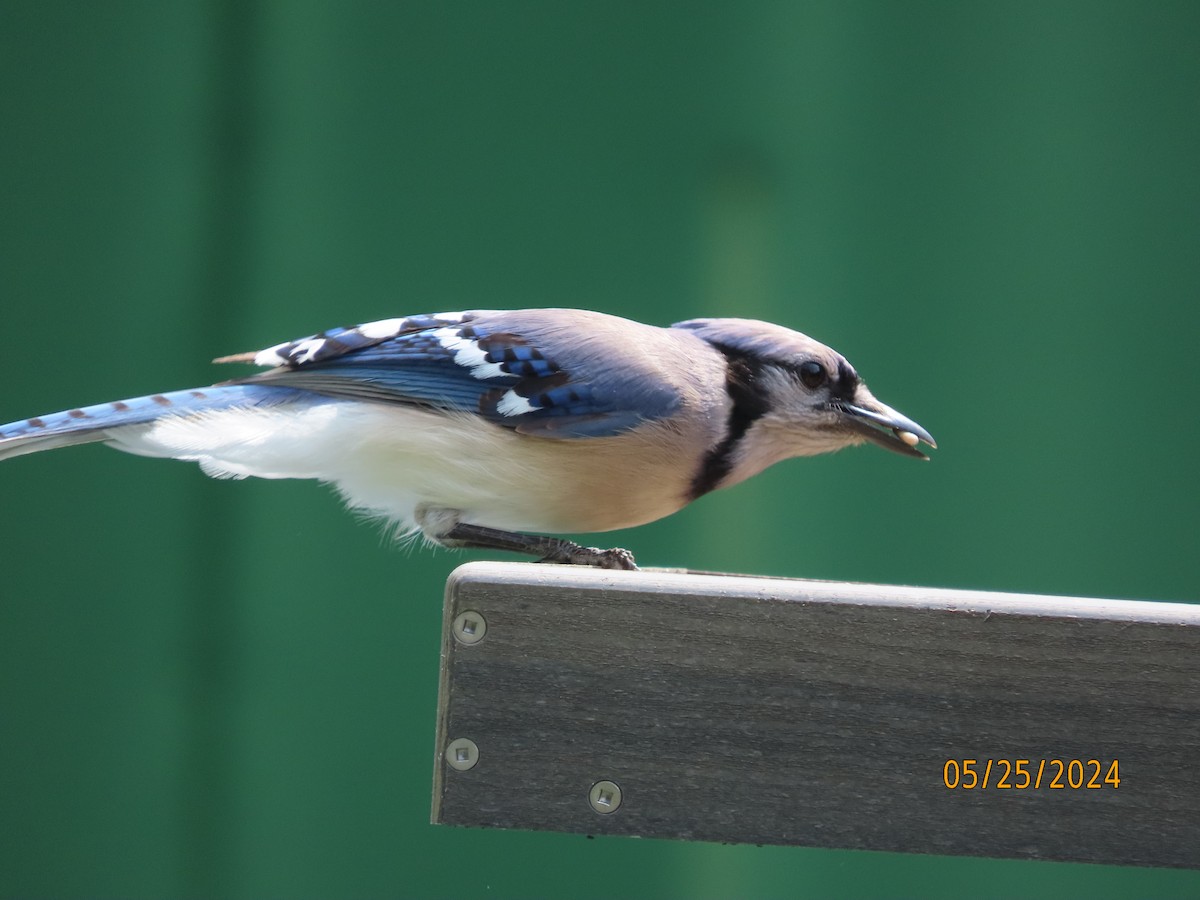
[445,737,479,771]
[452,610,487,645]
[589,780,623,814]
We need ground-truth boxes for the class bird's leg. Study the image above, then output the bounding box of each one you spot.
[439,522,638,571]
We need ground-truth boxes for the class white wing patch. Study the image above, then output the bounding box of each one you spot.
[290,338,327,365]
[254,344,292,367]
[495,390,541,417]
[357,318,408,339]
[432,327,505,380]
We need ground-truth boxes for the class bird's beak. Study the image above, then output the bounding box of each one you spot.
[829,395,937,460]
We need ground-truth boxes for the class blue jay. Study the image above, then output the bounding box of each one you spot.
[0,309,934,569]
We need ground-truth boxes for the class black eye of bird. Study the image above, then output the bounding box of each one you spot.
[798,360,827,390]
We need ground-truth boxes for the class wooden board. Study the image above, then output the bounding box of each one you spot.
[431,562,1200,868]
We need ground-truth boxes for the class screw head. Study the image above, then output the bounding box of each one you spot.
[588,780,623,814]
[452,610,487,645]
[444,737,479,771]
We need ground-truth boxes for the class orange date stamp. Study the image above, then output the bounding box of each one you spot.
[942,758,1120,790]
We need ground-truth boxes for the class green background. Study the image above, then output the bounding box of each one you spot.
[2,2,1198,897]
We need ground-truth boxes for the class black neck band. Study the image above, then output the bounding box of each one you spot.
[688,346,772,500]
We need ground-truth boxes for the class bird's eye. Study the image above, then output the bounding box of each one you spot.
[798,361,827,390]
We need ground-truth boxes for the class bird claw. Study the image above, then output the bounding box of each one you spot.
[538,543,639,570]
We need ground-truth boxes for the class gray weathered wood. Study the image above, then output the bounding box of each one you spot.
[431,562,1200,868]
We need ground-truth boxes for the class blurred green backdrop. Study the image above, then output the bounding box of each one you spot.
[2,2,1198,898]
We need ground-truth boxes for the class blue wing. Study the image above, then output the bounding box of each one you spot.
[228,310,680,438]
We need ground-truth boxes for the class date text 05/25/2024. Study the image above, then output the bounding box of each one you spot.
[942,759,1120,790]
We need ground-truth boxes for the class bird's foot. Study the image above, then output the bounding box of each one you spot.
[435,518,639,570]
[537,542,638,570]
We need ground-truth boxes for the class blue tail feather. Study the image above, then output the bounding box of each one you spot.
[0,384,303,461]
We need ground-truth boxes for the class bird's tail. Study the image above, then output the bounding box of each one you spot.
[0,384,300,463]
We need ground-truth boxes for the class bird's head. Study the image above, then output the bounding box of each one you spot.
[674,318,936,487]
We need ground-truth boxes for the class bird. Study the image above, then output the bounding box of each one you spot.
[0,308,935,569]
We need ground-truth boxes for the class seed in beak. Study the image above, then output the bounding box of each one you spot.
[897,430,920,447]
